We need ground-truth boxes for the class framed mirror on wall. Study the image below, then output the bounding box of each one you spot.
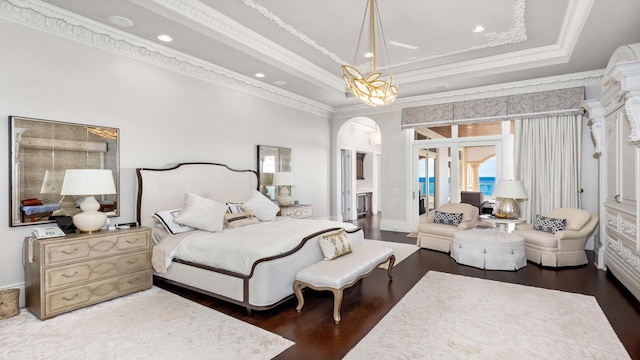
[256,145,291,201]
[9,116,120,227]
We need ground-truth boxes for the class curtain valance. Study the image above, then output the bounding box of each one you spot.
[401,87,585,129]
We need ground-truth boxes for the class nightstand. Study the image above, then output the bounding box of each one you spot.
[280,204,313,219]
[24,226,152,320]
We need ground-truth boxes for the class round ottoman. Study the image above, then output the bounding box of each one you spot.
[451,229,526,271]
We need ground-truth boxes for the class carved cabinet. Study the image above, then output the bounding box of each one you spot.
[588,43,640,302]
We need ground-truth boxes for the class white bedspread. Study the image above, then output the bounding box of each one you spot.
[154,217,358,276]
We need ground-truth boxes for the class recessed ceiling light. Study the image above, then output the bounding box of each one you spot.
[254,73,266,78]
[273,80,287,86]
[364,52,373,58]
[108,15,133,28]
[473,25,486,33]
[157,34,173,42]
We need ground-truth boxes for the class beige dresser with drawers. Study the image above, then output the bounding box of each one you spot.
[24,227,152,320]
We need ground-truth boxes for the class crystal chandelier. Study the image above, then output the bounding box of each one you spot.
[342,0,398,107]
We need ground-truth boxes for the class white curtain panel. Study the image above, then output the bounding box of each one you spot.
[514,114,582,221]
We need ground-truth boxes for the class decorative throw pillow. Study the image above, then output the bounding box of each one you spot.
[224,211,260,228]
[318,228,352,260]
[241,190,280,221]
[173,192,227,232]
[433,211,464,226]
[226,202,244,214]
[534,215,566,234]
[153,209,195,235]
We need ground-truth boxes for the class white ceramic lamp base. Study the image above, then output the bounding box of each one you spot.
[72,196,107,233]
[277,186,293,207]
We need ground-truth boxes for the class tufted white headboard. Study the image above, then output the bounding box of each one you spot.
[136,162,258,228]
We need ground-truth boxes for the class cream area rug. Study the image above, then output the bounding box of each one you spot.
[0,287,293,360]
[345,271,630,359]
[364,239,419,269]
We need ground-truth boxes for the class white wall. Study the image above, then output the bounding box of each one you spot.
[0,20,330,299]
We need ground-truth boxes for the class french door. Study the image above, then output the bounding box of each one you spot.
[410,138,503,231]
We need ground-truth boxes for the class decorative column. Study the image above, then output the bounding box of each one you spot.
[468,162,481,191]
[624,95,640,144]
[583,100,606,156]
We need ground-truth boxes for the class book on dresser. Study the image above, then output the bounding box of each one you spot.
[23,226,152,320]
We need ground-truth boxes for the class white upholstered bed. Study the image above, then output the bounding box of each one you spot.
[136,162,363,312]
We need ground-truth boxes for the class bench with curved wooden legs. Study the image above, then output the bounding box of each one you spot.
[293,244,394,324]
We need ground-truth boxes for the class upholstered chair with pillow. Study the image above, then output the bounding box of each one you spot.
[417,203,479,252]
[512,207,598,267]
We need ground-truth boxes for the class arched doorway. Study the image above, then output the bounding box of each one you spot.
[336,117,381,221]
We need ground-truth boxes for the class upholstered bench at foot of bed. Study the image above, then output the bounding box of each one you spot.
[293,244,395,325]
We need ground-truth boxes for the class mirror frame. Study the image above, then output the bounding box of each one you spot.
[9,116,120,227]
[256,145,291,201]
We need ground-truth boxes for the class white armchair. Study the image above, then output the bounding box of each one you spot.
[417,203,478,253]
[512,208,598,267]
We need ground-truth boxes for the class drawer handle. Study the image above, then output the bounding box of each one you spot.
[615,194,621,203]
[127,278,140,285]
[61,271,78,278]
[126,238,141,244]
[127,258,139,265]
[62,293,79,301]
[61,248,79,255]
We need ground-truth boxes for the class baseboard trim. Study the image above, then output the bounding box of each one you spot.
[380,219,409,232]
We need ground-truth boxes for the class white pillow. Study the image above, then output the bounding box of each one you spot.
[242,190,280,221]
[153,209,194,235]
[173,192,227,232]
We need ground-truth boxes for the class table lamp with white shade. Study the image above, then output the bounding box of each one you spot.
[41,170,80,216]
[273,171,295,207]
[492,180,528,218]
[60,169,116,233]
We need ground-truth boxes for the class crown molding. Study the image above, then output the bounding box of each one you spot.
[0,0,333,118]
[396,44,568,84]
[332,69,604,119]
[237,0,343,65]
[0,0,601,120]
[236,0,528,75]
[135,0,345,92]
[396,0,592,85]
[557,0,595,54]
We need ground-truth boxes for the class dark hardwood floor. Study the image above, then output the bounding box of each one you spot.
[156,214,640,360]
